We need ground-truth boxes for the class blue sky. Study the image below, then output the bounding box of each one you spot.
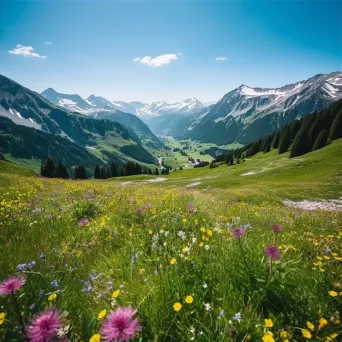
[1,0,341,103]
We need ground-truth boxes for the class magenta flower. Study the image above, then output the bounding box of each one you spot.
[265,245,281,260]
[0,275,25,296]
[100,306,141,342]
[231,227,246,238]
[78,218,89,226]
[26,308,63,342]
[136,209,143,215]
[271,224,283,233]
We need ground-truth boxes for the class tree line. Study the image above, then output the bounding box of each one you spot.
[215,99,342,164]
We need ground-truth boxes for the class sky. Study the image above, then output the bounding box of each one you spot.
[1,0,341,103]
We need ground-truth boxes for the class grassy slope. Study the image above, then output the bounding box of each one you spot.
[109,138,342,202]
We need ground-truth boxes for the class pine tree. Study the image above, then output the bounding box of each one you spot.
[290,119,303,142]
[94,165,101,179]
[271,131,281,149]
[312,129,328,151]
[55,161,63,178]
[100,167,107,179]
[41,157,55,178]
[148,168,152,175]
[329,109,342,140]
[74,166,79,179]
[110,162,118,177]
[61,164,69,179]
[154,168,159,175]
[278,127,291,154]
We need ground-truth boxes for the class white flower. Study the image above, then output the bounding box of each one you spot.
[192,237,197,243]
[204,245,210,250]
[203,282,208,289]
[204,303,211,311]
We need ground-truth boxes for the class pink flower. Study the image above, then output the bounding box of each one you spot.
[78,218,89,226]
[0,275,25,296]
[100,306,141,342]
[231,227,246,238]
[265,245,281,260]
[271,225,283,233]
[27,308,63,342]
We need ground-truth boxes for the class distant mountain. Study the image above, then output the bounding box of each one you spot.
[183,72,342,145]
[41,89,162,148]
[0,75,156,171]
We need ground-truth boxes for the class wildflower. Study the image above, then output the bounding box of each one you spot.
[100,307,140,342]
[139,268,145,274]
[98,309,107,320]
[0,275,25,296]
[112,289,120,298]
[89,333,101,342]
[204,303,211,311]
[203,282,208,289]
[78,218,89,226]
[185,295,193,304]
[28,261,37,269]
[136,209,143,215]
[16,263,28,272]
[231,227,245,238]
[327,333,339,340]
[218,310,224,319]
[232,312,241,322]
[173,302,182,311]
[170,258,176,265]
[148,230,153,235]
[48,293,57,301]
[265,245,281,261]
[264,318,273,327]
[306,321,314,330]
[39,253,46,261]
[262,332,275,342]
[328,290,338,297]
[26,308,63,342]
[319,317,328,328]
[199,242,204,247]
[0,312,6,325]
[301,329,312,339]
[280,330,288,338]
[51,280,59,287]
[271,225,283,232]
[29,304,36,311]
[39,290,45,297]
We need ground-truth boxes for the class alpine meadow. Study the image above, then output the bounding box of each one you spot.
[0,1,342,342]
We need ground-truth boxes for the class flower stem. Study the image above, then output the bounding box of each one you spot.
[10,292,26,338]
[238,238,249,271]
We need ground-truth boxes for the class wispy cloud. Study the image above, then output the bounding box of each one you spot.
[9,45,46,59]
[216,56,227,61]
[45,41,52,45]
[133,53,178,67]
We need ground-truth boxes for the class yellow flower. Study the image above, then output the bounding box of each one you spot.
[264,318,273,327]
[112,289,120,298]
[327,333,339,341]
[97,309,107,319]
[319,317,328,328]
[301,329,312,339]
[185,295,193,304]
[48,293,57,301]
[306,321,315,330]
[89,333,101,342]
[182,218,187,223]
[328,290,338,297]
[199,242,204,247]
[148,230,153,235]
[280,330,288,338]
[170,258,177,265]
[262,333,275,342]
[207,230,213,237]
[0,312,6,325]
[324,256,330,260]
[246,335,251,341]
[200,227,206,233]
[173,302,182,311]
[139,268,145,274]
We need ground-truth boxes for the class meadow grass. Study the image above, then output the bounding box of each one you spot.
[0,141,341,341]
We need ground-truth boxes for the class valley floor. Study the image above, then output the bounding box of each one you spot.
[0,139,341,341]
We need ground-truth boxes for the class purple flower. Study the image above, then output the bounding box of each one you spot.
[39,253,46,261]
[271,224,283,233]
[0,275,25,296]
[231,227,246,238]
[51,280,59,287]
[136,209,143,215]
[78,218,89,226]
[265,245,281,260]
[26,308,62,342]
[100,306,141,342]
[145,203,152,209]
[16,263,28,272]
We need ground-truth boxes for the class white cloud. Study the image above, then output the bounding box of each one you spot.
[133,53,178,67]
[45,41,52,45]
[178,52,183,56]
[216,56,227,61]
[9,45,46,59]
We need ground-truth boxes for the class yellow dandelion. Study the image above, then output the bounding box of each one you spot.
[48,293,57,301]
[280,330,288,338]
[262,333,275,342]
[0,312,6,325]
[173,302,182,311]
[264,318,273,327]
[200,227,206,232]
[185,295,193,304]
[139,268,145,274]
[319,317,328,328]
[302,329,312,339]
[112,289,120,298]
[89,333,101,342]
[207,230,213,237]
[170,258,177,265]
[182,218,187,223]
[97,309,107,320]
[148,230,153,235]
[199,242,204,247]
[306,321,314,330]
[328,290,338,297]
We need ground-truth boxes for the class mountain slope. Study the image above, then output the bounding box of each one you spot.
[183,72,342,144]
[0,74,156,167]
